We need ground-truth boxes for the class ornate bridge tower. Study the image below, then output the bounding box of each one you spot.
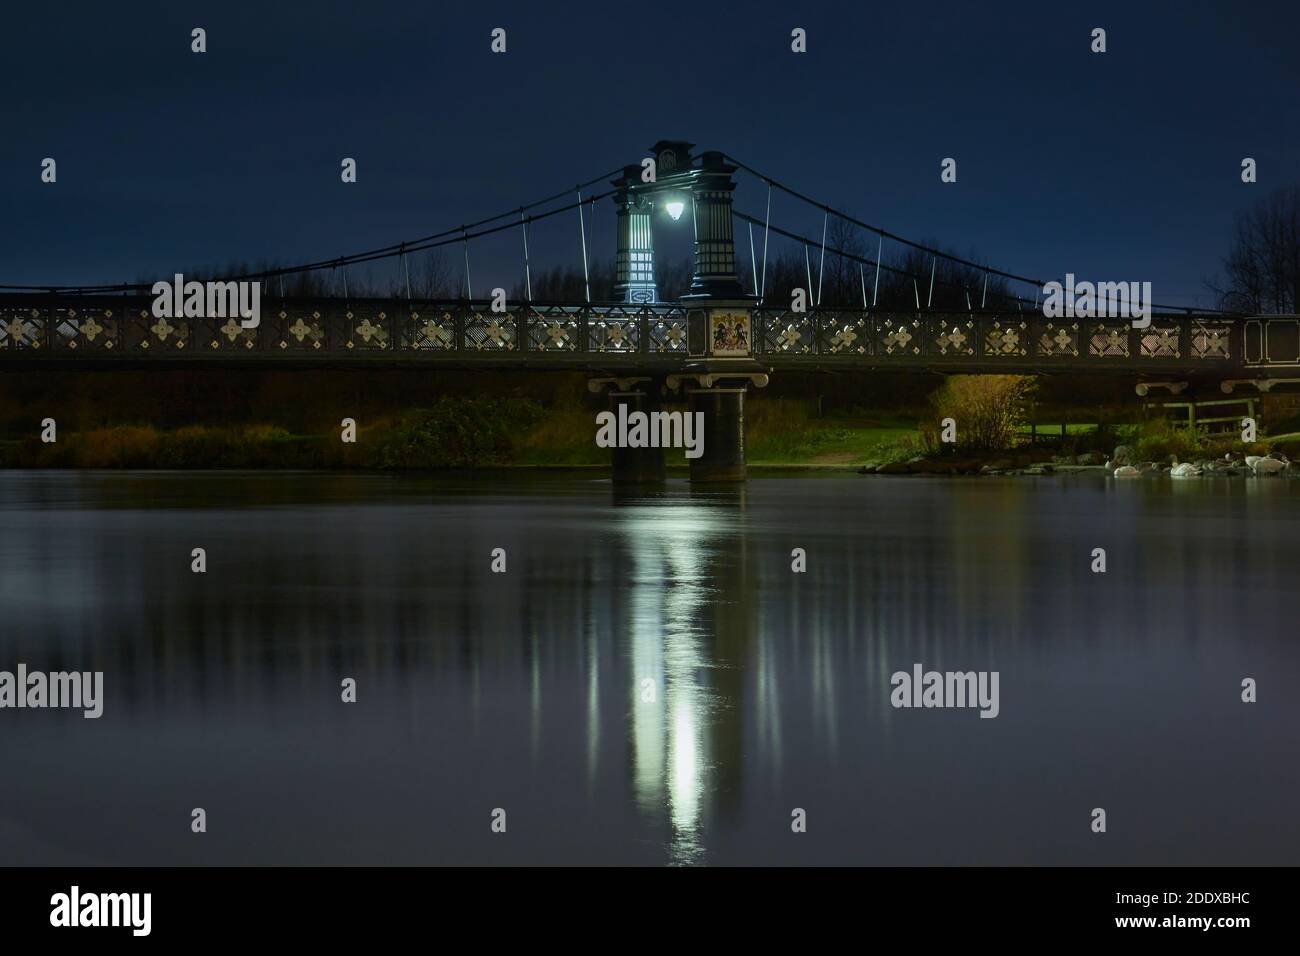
[612,185,657,304]
[612,141,745,303]
[602,141,768,482]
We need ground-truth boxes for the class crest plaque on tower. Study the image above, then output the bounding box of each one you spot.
[709,311,751,357]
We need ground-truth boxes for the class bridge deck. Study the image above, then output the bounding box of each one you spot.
[1,296,1297,376]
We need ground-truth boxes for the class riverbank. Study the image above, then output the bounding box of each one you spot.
[5,415,1298,475]
[0,399,926,470]
[0,366,1105,471]
[4,371,1298,473]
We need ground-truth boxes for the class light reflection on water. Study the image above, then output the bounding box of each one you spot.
[0,471,1297,866]
[622,503,718,864]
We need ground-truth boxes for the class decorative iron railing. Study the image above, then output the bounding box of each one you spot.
[1,295,1295,373]
[0,298,691,367]
[749,310,1245,370]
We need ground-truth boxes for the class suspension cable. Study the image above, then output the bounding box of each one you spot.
[0,167,625,294]
[723,153,1241,315]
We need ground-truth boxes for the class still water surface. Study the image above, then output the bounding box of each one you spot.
[1,471,1297,865]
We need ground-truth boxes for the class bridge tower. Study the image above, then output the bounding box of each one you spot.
[612,176,657,304]
[603,141,768,483]
[682,150,744,300]
[612,141,746,304]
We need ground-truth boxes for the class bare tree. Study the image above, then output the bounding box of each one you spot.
[880,242,1013,312]
[1208,185,1300,313]
[412,249,455,299]
[745,217,1014,312]
[655,255,694,301]
[513,264,584,301]
[824,214,867,306]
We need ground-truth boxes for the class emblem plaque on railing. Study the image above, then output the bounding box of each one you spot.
[708,310,751,357]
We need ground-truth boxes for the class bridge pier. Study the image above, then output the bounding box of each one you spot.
[686,386,747,482]
[667,366,769,484]
[589,377,666,484]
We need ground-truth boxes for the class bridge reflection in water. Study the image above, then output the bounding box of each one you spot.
[0,472,1297,865]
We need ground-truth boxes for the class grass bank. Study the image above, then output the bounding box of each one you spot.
[3,391,1297,472]
[0,396,923,470]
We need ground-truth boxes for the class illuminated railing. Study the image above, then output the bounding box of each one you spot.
[1,295,1295,372]
[749,310,1243,369]
[0,298,691,364]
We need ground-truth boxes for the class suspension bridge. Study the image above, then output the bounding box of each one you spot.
[3,140,1298,480]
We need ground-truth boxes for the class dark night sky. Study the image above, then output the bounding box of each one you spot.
[2,0,1298,306]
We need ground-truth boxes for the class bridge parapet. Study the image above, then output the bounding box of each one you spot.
[2,294,1297,377]
[0,297,693,369]
[750,309,1246,372]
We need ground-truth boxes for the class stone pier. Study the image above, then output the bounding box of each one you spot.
[685,385,747,482]
[588,376,665,484]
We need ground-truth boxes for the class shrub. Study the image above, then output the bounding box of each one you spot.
[367,397,544,469]
[1269,437,1300,459]
[155,425,240,467]
[66,426,161,468]
[1133,419,1205,463]
[922,375,1036,454]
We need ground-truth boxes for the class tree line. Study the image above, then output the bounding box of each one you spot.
[1209,185,1300,313]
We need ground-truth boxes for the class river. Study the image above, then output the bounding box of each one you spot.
[0,471,1296,865]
